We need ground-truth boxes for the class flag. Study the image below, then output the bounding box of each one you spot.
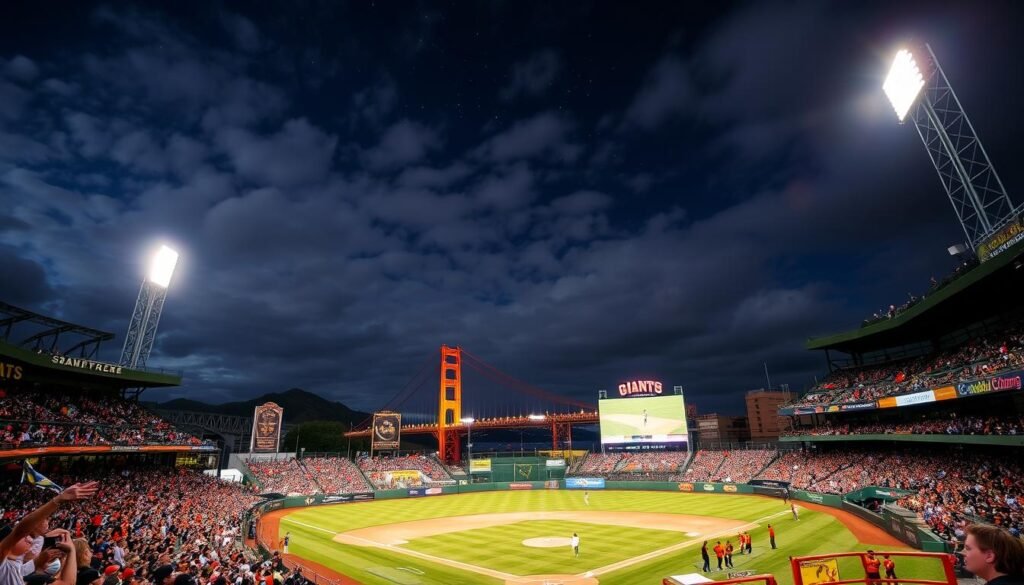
[21,460,63,493]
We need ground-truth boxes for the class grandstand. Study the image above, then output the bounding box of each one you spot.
[773,235,1024,546]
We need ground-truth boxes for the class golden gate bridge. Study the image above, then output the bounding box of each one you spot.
[344,345,599,462]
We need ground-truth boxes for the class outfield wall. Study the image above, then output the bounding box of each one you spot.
[246,480,949,556]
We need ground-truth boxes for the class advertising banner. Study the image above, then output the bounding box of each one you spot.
[799,559,840,585]
[509,483,533,490]
[565,477,605,489]
[977,213,1024,262]
[321,493,375,504]
[723,484,738,492]
[957,371,1023,397]
[545,459,566,468]
[390,470,422,483]
[470,459,492,473]
[371,411,402,450]
[250,402,284,453]
[893,391,936,408]
[544,480,560,489]
[840,402,876,411]
[786,371,1024,416]
[678,482,694,492]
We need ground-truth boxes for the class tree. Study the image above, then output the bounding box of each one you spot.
[282,421,351,454]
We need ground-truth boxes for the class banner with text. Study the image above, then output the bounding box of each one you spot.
[977,213,1024,262]
[565,477,605,489]
[372,411,402,450]
[250,402,283,453]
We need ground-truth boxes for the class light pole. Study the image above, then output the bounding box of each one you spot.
[883,45,1018,251]
[460,417,475,469]
[120,245,179,369]
[527,414,545,455]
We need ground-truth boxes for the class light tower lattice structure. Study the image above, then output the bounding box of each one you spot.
[884,44,1020,249]
[120,245,178,369]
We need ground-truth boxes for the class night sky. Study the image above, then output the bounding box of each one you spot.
[2,1,1023,414]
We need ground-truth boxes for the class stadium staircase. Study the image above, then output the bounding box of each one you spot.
[230,454,264,491]
[750,450,780,479]
[567,452,588,474]
[294,458,323,493]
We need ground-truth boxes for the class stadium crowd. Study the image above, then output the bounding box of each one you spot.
[603,452,690,481]
[676,450,727,482]
[0,389,207,447]
[862,257,978,326]
[785,327,1024,408]
[711,449,777,483]
[356,454,453,487]
[784,414,1024,437]
[245,459,319,495]
[0,465,274,585]
[300,456,372,494]
[753,446,1024,538]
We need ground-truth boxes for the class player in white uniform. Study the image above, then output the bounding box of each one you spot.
[584,491,590,506]
[571,533,580,557]
[643,409,648,428]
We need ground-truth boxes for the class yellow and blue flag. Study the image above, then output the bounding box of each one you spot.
[21,460,63,493]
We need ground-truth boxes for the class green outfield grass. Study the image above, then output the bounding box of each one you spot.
[276,491,947,585]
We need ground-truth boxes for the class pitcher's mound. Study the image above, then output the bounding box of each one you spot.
[505,576,598,585]
[522,537,573,548]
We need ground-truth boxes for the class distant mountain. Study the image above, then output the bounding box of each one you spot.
[144,388,370,427]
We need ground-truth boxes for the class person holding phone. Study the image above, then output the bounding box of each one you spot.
[0,482,98,585]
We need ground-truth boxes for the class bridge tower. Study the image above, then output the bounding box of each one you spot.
[437,345,463,463]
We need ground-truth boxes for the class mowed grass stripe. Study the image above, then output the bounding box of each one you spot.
[403,520,685,576]
[277,491,944,585]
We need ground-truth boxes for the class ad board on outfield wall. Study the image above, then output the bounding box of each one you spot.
[565,477,605,489]
[470,459,492,473]
[599,393,688,451]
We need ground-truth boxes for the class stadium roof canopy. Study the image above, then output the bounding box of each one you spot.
[806,239,1024,355]
[0,300,114,358]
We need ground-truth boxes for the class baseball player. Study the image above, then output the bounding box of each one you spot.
[571,532,580,557]
[283,532,290,554]
[584,491,590,506]
[643,409,648,428]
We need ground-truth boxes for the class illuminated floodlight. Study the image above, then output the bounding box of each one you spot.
[460,417,475,424]
[883,49,925,122]
[528,414,545,421]
[148,245,179,288]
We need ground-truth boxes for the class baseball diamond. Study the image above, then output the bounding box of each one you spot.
[259,490,951,585]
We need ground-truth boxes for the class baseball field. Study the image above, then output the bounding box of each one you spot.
[261,491,948,585]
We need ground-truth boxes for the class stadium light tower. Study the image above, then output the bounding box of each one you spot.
[461,417,475,464]
[883,44,1019,250]
[120,245,178,369]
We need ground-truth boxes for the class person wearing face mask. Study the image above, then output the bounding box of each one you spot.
[0,483,97,585]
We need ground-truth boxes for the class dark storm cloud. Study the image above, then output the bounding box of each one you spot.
[1,1,1022,414]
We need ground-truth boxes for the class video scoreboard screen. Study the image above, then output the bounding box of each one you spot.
[598,390,688,452]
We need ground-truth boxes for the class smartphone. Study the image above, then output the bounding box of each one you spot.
[42,535,60,549]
